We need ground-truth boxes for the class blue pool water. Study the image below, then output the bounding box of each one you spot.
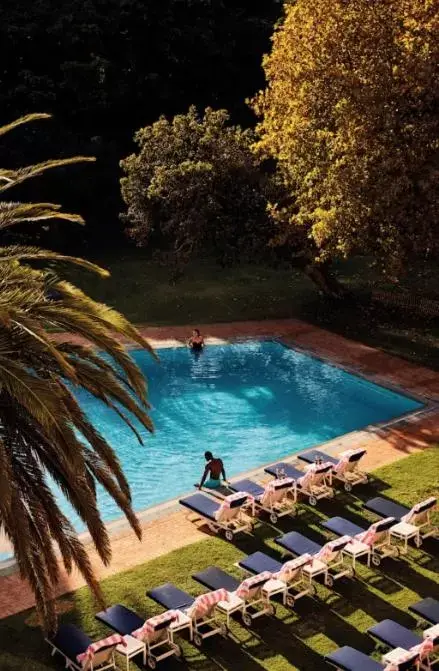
[61,339,422,530]
[0,340,423,560]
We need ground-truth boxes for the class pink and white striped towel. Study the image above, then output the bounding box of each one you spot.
[298,462,333,489]
[76,633,126,664]
[333,449,364,474]
[273,554,313,581]
[236,572,273,600]
[355,518,394,547]
[186,588,229,619]
[214,491,254,521]
[401,497,437,524]
[261,478,294,504]
[383,647,420,671]
[410,637,434,658]
[315,536,352,563]
[132,610,179,641]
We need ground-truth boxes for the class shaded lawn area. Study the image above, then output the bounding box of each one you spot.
[68,254,439,370]
[1,448,438,671]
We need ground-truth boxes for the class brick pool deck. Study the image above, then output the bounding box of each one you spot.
[0,318,438,620]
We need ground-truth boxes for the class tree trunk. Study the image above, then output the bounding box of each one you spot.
[303,260,346,298]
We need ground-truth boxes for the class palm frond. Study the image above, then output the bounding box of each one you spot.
[0,111,154,631]
[0,202,86,230]
[0,113,51,138]
[0,157,96,194]
[0,246,110,277]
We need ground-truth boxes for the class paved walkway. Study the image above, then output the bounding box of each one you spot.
[0,318,437,620]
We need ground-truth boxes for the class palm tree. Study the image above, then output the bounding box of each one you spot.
[0,113,155,631]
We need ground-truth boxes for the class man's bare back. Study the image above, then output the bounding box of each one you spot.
[196,451,227,489]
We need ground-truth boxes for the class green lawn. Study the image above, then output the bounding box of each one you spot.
[1,448,438,671]
[68,254,439,370]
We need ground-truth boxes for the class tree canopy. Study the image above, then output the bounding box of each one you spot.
[121,107,280,273]
[253,0,439,278]
[0,114,154,631]
[2,0,281,248]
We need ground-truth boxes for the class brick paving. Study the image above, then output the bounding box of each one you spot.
[0,318,437,620]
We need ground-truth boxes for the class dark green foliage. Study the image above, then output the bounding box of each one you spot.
[121,107,281,273]
[1,0,282,248]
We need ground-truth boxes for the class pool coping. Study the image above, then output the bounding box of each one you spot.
[0,326,437,576]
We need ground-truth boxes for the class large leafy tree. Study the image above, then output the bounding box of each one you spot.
[253,0,439,279]
[121,107,280,274]
[0,114,154,631]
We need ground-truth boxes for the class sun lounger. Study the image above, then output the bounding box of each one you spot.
[147,582,226,647]
[179,491,254,541]
[364,496,437,551]
[95,604,182,668]
[96,604,144,636]
[238,550,314,607]
[298,448,368,491]
[264,462,303,480]
[325,645,420,671]
[265,461,334,506]
[229,477,296,523]
[368,619,439,668]
[323,516,398,568]
[410,598,439,626]
[192,565,275,627]
[275,531,354,586]
[46,624,122,671]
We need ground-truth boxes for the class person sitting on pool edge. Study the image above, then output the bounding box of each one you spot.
[196,451,227,489]
[188,328,204,352]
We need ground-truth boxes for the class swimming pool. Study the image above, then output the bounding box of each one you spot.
[59,339,423,530]
[0,340,424,560]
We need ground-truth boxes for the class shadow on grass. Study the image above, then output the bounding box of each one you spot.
[379,558,439,600]
[333,578,414,626]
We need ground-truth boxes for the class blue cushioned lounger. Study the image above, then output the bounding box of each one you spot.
[298,450,338,466]
[229,479,265,499]
[47,624,93,666]
[147,583,194,610]
[367,619,424,650]
[238,551,282,575]
[179,493,221,520]
[409,597,439,625]
[192,566,240,593]
[180,491,253,539]
[325,645,418,671]
[275,531,322,556]
[323,516,395,538]
[364,497,411,521]
[264,462,303,479]
[95,604,144,636]
[323,516,365,537]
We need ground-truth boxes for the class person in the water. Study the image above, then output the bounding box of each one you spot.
[188,328,204,352]
[196,451,227,489]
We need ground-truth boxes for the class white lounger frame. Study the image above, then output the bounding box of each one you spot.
[184,495,254,541]
[273,464,334,507]
[45,639,117,671]
[239,562,314,608]
[216,581,275,628]
[331,450,369,492]
[255,480,297,524]
[141,621,183,668]
[298,466,334,506]
[177,606,226,648]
